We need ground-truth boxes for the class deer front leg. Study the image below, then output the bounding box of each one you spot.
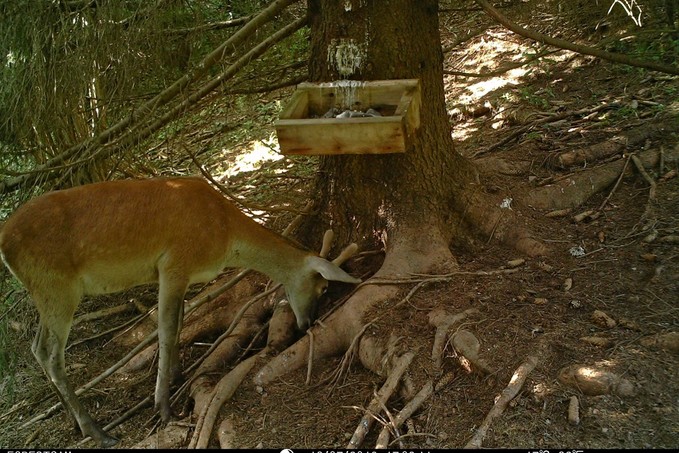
[155,273,187,423]
[33,307,118,447]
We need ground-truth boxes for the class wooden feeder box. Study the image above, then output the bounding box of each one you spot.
[275,79,421,155]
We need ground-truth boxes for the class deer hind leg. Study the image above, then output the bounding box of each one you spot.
[32,295,118,447]
[154,272,188,423]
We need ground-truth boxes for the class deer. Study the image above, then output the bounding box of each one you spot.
[0,176,361,447]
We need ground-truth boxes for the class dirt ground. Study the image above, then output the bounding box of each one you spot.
[1,4,678,450]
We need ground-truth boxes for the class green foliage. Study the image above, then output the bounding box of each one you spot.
[0,277,26,408]
[0,0,261,170]
[518,86,553,109]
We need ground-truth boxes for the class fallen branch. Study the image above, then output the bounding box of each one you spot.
[597,154,632,213]
[72,301,135,327]
[464,355,538,449]
[474,0,679,75]
[375,380,433,449]
[472,103,618,158]
[631,153,658,225]
[525,147,678,210]
[347,352,415,449]
[553,117,678,169]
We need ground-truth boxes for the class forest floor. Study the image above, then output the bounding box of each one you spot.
[1,6,678,451]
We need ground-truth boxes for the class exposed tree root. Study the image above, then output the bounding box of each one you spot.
[375,372,455,449]
[458,186,549,257]
[552,121,660,169]
[525,147,678,210]
[256,223,453,386]
[464,354,539,449]
[452,330,494,375]
[217,417,238,448]
[347,351,414,449]
[429,307,481,371]
[189,354,259,449]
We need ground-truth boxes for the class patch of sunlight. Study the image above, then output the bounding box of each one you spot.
[446,26,576,144]
[451,121,479,141]
[219,132,283,179]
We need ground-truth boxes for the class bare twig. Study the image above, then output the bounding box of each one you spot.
[306,329,315,385]
[474,0,679,75]
[347,352,415,449]
[464,355,539,449]
[72,302,135,327]
[472,103,617,158]
[375,380,434,448]
[631,153,658,224]
[598,154,632,212]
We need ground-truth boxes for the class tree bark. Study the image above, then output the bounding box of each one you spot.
[302,0,479,273]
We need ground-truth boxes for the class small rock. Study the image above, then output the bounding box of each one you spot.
[569,300,582,309]
[568,396,580,425]
[558,364,635,397]
[618,318,641,331]
[537,261,554,272]
[640,332,679,353]
[507,258,525,268]
[580,336,613,347]
[592,310,616,328]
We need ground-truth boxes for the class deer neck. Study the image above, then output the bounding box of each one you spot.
[226,224,308,286]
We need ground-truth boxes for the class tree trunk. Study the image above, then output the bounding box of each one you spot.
[257,0,546,394]
[302,0,479,274]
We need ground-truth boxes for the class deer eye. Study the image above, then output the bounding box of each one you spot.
[319,284,328,296]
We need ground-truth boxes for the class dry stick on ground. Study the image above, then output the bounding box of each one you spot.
[72,302,136,327]
[597,154,632,213]
[306,329,316,385]
[68,310,149,350]
[472,103,618,158]
[554,118,678,169]
[464,354,539,449]
[631,153,658,224]
[346,352,415,449]
[375,380,433,448]
[324,323,373,391]
[525,147,677,210]
[374,372,455,449]
[474,0,679,75]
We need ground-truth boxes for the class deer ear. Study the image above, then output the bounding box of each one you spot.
[306,256,361,284]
